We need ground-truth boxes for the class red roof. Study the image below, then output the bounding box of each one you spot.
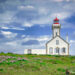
[54,23,59,24]
[54,17,59,21]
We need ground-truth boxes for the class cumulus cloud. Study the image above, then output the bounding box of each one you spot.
[0,11,17,24]
[1,27,9,29]
[60,20,75,29]
[54,0,63,2]
[0,35,50,53]
[2,31,12,35]
[38,7,49,15]
[37,36,51,41]
[23,22,33,27]
[22,40,39,45]
[5,41,18,46]
[10,27,25,30]
[1,31,17,38]
[54,0,71,2]
[69,40,75,55]
[0,0,74,28]
[19,5,35,10]
[70,40,75,44]
[51,12,71,20]
[22,35,51,42]
[1,26,25,30]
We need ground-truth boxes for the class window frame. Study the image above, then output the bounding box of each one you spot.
[56,40,59,45]
[62,48,66,53]
[28,49,32,54]
[56,47,59,53]
[56,32,57,36]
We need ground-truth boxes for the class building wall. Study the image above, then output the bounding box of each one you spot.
[52,24,60,37]
[53,28,60,37]
[24,49,46,55]
[46,36,69,55]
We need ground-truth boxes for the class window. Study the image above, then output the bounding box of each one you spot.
[56,48,59,53]
[56,32,57,36]
[56,40,59,45]
[28,49,32,54]
[62,48,66,53]
[49,47,53,54]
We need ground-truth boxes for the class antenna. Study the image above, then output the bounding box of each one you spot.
[66,33,68,42]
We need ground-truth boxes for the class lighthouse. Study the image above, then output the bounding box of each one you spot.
[46,17,69,55]
[52,17,61,37]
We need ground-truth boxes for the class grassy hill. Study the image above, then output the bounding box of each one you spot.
[0,53,75,75]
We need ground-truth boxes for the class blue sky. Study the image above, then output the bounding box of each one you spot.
[0,0,75,55]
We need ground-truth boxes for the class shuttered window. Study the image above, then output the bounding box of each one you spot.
[56,40,59,45]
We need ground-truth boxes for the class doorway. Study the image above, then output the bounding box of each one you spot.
[56,47,60,54]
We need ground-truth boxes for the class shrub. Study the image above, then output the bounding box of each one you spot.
[0,68,3,72]
[57,68,65,72]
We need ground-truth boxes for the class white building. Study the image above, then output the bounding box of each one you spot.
[24,49,46,55]
[24,17,69,55]
[46,17,69,55]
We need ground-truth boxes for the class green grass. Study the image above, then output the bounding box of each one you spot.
[0,52,75,75]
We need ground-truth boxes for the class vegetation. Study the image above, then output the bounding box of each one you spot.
[0,52,75,75]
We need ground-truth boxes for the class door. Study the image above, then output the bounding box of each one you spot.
[56,47,60,54]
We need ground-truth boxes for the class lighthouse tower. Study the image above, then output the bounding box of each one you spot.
[52,17,61,37]
[46,17,69,55]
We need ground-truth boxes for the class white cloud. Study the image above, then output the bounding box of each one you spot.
[70,40,75,43]
[22,35,51,43]
[5,42,18,46]
[60,21,75,29]
[54,0,63,2]
[0,11,17,24]
[31,16,51,25]
[29,12,71,27]
[23,22,33,27]
[22,35,50,49]
[19,5,35,10]
[54,0,71,2]
[69,40,75,55]
[1,27,9,29]
[38,8,49,15]
[51,12,71,20]
[2,31,12,35]
[37,36,51,41]
[1,26,25,30]
[21,35,26,38]
[1,31,17,38]
[2,35,50,50]
[10,27,25,30]
[66,0,70,2]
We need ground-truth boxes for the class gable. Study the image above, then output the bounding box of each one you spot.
[46,36,69,45]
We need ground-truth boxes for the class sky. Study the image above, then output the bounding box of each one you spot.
[0,0,75,55]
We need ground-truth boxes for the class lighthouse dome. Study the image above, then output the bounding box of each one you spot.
[54,17,59,21]
[54,17,59,24]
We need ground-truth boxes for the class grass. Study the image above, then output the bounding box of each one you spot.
[0,52,75,75]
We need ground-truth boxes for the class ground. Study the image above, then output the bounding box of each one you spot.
[0,53,75,75]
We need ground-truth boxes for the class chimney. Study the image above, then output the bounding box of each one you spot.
[66,33,68,42]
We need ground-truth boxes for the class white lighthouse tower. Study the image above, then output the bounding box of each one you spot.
[52,17,61,37]
[46,17,69,55]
